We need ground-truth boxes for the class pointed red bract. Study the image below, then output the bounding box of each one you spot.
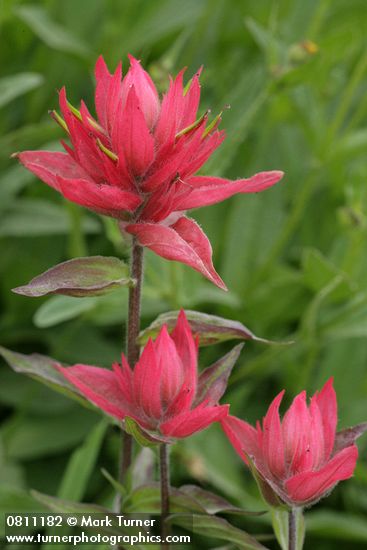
[112,86,155,177]
[221,415,261,466]
[121,54,160,129]
[57,311,230,440]
[175,171,284,210]
[15,55,284,288]
[285,446,358,503]
[56,364,128,419]
[160,403,229,438]
[126,216,227,290]
[221,379,359,507]
[262,391,286,479]
[314,377,337,460]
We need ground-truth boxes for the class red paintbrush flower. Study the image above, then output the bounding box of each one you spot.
[56,311,230,441]
[15,55,283,289]
[221,379,359,507]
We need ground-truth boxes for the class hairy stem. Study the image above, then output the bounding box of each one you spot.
[116,239,144,511]
[288,508,297,550]
[160,444,170,550]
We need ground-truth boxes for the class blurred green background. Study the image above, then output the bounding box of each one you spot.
[1,0,367,548]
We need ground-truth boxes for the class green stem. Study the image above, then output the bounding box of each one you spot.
[326,51,367,145]
[160,444,170,550]
[306,0,331,40]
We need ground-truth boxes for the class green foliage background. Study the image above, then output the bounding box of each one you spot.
[1,0,367,548]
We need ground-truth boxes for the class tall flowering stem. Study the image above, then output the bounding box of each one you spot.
[160,444,170,549]
[119,239,144,497]
[13,51,283,538]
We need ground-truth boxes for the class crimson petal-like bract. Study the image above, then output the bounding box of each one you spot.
[15,54,284,289]
[285,446,358,504]
[126,216,227,290]
[57,311,231,441]
[57,364,128,420]
[221,378,360,507]
[174,172,284,210]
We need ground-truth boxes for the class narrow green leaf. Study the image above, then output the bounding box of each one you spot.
[302,248,352,299]
[41,420,108,550]
[101,468,127,498]
[2,410,97,460]
[58,420,108,501]
[15,5,89,56]
[0,73,44,108]
[306,510,367,541]
[271,509,288,550]
[321,292,367,341]
[0,199,100,237]
[34,295,97,328]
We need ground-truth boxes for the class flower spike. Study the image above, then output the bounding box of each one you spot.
[15,55,284,289]
[221,379,363,507]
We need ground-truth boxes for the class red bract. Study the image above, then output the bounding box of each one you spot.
[15,55,284,289]
[221,379,358,507]
[57,311,229,440]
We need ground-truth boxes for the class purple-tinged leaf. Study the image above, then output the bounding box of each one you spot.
[246,454,287,509]
[168,514,269,549]
[195,344,243,406]
[31,490,109,515]
[0,345,88,407]
[179,485,265,516]
[333,423,367,454]
[125,483,263,517]
[123,483,206,514]
[138,310,282,347]
[12,255,134,298]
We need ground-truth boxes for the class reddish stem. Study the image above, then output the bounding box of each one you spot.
[288,508,296,550]
[160,443,170,550]
[116,238,144,510]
